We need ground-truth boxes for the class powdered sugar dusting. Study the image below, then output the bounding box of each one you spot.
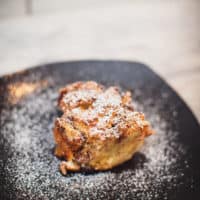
[61,83,149,140]
[63,90,98,107]
[0,80,189,200]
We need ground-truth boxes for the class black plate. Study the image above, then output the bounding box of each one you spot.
[0,60,200,200]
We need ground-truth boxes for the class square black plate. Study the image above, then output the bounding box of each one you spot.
[0,60,200,200]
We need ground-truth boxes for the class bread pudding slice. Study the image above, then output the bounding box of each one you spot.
[53,81,153,175]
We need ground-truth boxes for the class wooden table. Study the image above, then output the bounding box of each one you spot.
[0,0,199,122]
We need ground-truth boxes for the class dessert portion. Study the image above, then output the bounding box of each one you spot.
[53,81,153,175]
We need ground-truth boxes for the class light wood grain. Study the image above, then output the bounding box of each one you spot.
[0,0,199,122]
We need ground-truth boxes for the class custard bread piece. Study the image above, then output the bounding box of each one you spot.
[53,81,153,175]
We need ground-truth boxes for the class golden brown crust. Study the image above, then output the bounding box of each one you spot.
[58,81,104,111]
[53,81,153,174]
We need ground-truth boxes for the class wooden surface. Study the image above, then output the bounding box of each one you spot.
[0,0,200,122]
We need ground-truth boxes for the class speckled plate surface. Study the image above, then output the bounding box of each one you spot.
[0,60,200,200]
